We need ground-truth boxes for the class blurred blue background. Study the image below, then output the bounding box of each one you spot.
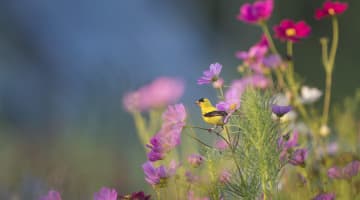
[0,0,357,199]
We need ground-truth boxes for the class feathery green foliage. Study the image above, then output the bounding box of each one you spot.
[225,88,281,199]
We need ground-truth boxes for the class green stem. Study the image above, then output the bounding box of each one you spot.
[322,17,339,125]
[132,112,150,151]
[260,22,279,55]
[223,125,246,186]
[155,188,161,200]
[285,41,311,124]
[260,22,285,90]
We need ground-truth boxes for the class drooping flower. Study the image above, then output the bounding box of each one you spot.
[312,193,335,200]
[274,19,311,42]
[187,154,205,167]
[272,105,292,118]
[93,187,118,200]
[147,104,187,161]
[123,77,184,112]
[315,1,348,20]
[236,0,274,24]
[39,190,62,200]
[278,130,299,161]
[142,160,178,187]
[301,86,323,104]
[212,78,224,89]
[197,63,223,85]
[118,191,151,200]
[289,148,308,166]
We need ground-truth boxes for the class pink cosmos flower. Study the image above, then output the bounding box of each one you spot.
[93,187,118,200]
[197,63,223,85]
[237,0,273,24]
[216,74,271,113]
[289,148,308,166]
[315,1,348,20]
[147,104,186,161]
[274,19,311,42]
[327,166,343,179]
[123,77,184,112]
[312,193,335,200]
[39,190,62,200]
[142,160,178,186]
[236,45,268,73]
[215,139,229,151]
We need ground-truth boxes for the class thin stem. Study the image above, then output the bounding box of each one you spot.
[322,17,339,125]
[184,131,214,149]
[286,41,293,57]
[322,71,333,125]
[320,38,329,68]
[285,41,311,124]
[155,188,161,200]
[132,112,150,151]
[260,23,286,89]
[260,22,279,55]
[328,17,339,71]
[223,125,246,186]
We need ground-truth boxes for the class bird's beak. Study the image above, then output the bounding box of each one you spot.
[195,101,200,106]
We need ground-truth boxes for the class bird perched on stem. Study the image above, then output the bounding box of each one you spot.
[195,98,228,127]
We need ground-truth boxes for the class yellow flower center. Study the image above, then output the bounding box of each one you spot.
[328,8,335,15]
[230,103,237,111]
[285,28,296,37]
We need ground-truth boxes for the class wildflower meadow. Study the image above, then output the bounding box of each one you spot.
[101,0,359,199]
[9,0,360,199]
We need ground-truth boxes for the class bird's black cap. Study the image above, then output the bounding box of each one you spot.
[197,98,205,102]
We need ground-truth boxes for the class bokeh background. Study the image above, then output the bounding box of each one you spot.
[0,0,357,199]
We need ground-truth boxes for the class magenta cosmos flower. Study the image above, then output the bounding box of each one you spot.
[312,193,335,200]
[315,1,348,20]
[274,19,311,42]
[93,187,117,200]
[237,0,273,24]
[123,77,184,112]
[118,191,151,200]
[289,148,308,166]
[197,63,223,85]
[39,190,62,200]
[142,160,178,187]
[147,104,186,161]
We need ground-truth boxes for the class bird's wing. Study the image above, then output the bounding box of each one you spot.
[203,110,228,117]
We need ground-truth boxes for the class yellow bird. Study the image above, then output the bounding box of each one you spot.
[195,98,228,126]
